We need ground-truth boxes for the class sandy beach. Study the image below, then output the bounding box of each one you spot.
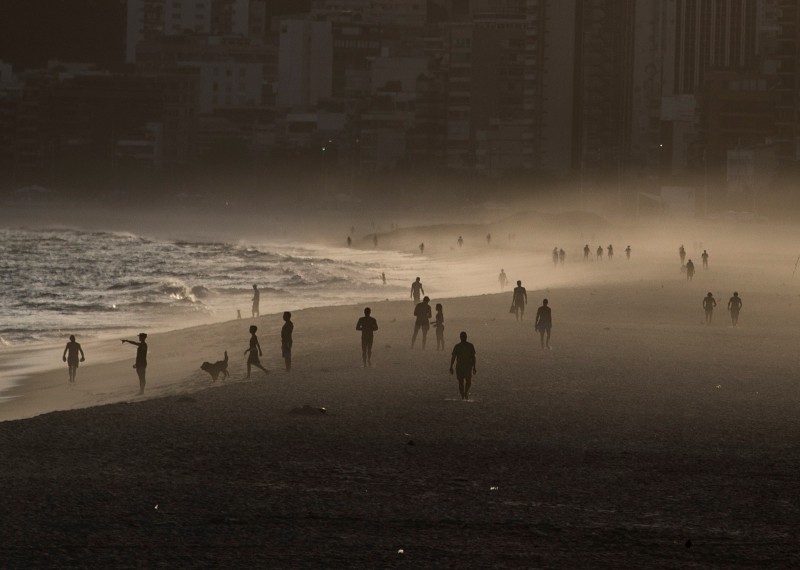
[2,232,800,566]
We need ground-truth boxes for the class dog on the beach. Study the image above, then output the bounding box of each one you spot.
[200,351,229,382]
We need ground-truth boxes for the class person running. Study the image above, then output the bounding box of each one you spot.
[701,249,709,270]
[534,299,552,349]
[410,277,425,303]
[679,245,686,265]
[281,312,293,372]
[411,296,432,349]
[356,307,379,367]
[498,268,508,291]
[701,292,716,325]
[558,248,566,265]
[433,303,445,351]
[251,284,260,317]
[583,244,590,261]
[686,259,695,281]
[381,272,387,285]
[625,245,631,260]
[552,247,559,267]
[121,333,148,394]
[727,292,743,326]
[449,331,477,401]
[511,280,528,321]
[419,242,425,255]
[596,245,603,261]
[62,334,85,383]
[457,235,464,248]
[244,325,269,378]
[607,244,614,260]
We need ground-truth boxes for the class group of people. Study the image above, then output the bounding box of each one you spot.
[702,292,743,326]
[681,246,711,281]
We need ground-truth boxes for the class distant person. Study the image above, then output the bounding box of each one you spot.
[62,334,85,383]
[625,245,631,260]
[727,292,743,326]
[243,325,269,378]
[686,259,695,281]
[373,234,378,247]
[411,296,432,349]
[381,272,387,285]
[498,268,508,290]
[558,248,566,265]
[251,284,260,317]
[596,245,603,261]
[457,235,464,248]
[534,299,552,349]
[434,303,445,351]
[281,312,293,372]
[450,331,477,401]
[583,244,590,261]
[552,247,559,266]
[702,292,716,325]
[347,236,352,247]
[511,280,528,321]
[701,249,709,270]
[121,333,148,394]
[607,244,614,260]
[410,277,425,303]
[356,307,379,367]
[486,233,491,245]
[419,242,425,254]
[679,245,686,265]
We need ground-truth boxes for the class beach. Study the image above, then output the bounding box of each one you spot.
[2,240,800,566]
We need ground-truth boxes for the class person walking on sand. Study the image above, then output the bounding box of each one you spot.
[701,249,709,270]
[381,272,387,285]
[419,242,425,255]
[450,331,477,401]
[625,245,631,260]
[728,292,743,326]
[584,244,590,261]
[411,276,425,304]
[703,292,717,325]
[62,334,85,383]
[281,312,293,372]
[121,333,148,394]
[251,284,260,318]
[498,268,508,291]
[686,259,695,281]
[356,307,378,367]
[457,235,464,248]
[511,280,528,321]
[596,245,603,261]
[433,303,445,351]
[486,233,491,245]
[679,245,686,265]
[534,299,552,349]
[244,325,269,378]
[607,244,614,260]
[558,248,566,265]
[412,296,432,349]
[552,247,559,267]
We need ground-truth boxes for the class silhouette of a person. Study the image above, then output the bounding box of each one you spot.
[486,233,491,245]
[625,245,631,260]
[121,333,148,394]
[347,236,352,247]
[419,242,425,254]
[512,280,528,321]
[686,259,695,281]
[702,292,716,325]
[558,248,566,265]
[449,331,476,401]
[434,303,445,351]
[62,334,85,383]
[596,245,603,260]
[412,296,432,349]
[244,325,269,378]
[457,236,464,248]
[584,244,590,261]
[410,277,425,303]
[356,307,379,367]
[701,249,709,269]
[679,245,686,265]
[498,269,508,290]
[552,247,559,266]
[607,244,614,260]
[281,312,293,372]
[534,299,552,349]
[251,284,260,318]
[727,292,742,326]
[381,272,387,285]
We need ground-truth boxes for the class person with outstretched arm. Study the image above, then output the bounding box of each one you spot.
[121,333,148,394]
[450,331,477,401]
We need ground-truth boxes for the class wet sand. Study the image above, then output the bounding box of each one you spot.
[2,251,800,566]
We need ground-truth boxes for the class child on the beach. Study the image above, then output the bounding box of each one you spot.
[433,303,445,351]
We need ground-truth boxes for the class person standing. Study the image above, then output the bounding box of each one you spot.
[486,233,491,245]
[412,296,432,349]
[449,331,477,401]
[62,334,85,383]
[457,235,464,248]
[381,272,387,285]
[686,259,695,281]
[356,307,379,367]
[702,292,717,325]
[596,245,603,261]
[552,247,559,267]
[558,248,566,265]
[419,242,425,255]
[498,268,508,291]
[583,244,590,261]
[433,303,445,351]
[410,277,425,304]
[534,299,552,349]
[251,284,260,318]
[701,249,709,269]
[679,245,686,265]
[607,244,614,260]
[281,312,294,372]
[121,333,148,394]
[625,245,631,260]
[511,280,528,321]
[347,236,352,247]
[727,292,743,326]
[244,325,269,378]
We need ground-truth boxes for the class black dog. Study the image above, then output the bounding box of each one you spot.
[200,351,229,382]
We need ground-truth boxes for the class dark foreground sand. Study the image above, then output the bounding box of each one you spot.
[3,260,800,567]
